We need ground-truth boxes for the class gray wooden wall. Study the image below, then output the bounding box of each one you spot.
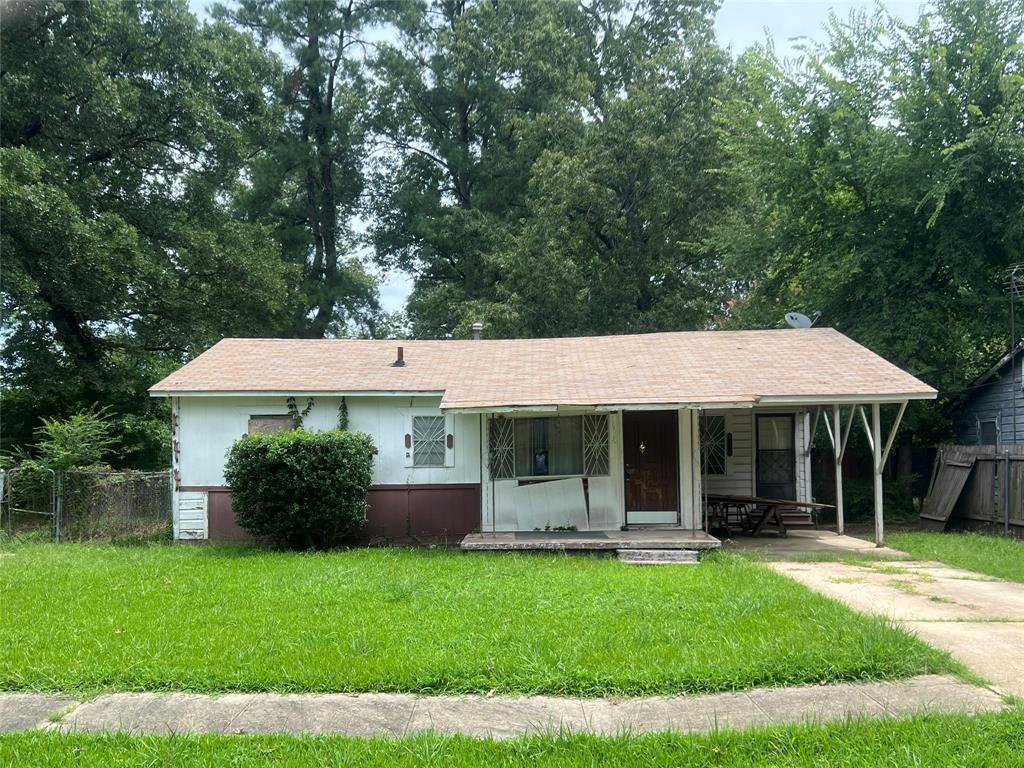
[954,354,1024,445]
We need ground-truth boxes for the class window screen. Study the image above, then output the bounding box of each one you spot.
[979,420,998,446]
[412,415,446,467]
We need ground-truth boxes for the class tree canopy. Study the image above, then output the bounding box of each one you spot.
[2,0,1021,463]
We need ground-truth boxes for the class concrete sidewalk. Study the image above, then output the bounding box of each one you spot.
[771,560,1024,697]
[0,675,1005,738]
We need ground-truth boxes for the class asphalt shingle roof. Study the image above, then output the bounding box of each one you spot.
[150,328,936,409]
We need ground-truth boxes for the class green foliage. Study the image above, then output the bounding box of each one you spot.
[371,0,731,339]
[216,0,387,337]
[285,397,314,429]
[224,430,374,549]
[337,397,349,431]
[1,1,297,466]
[715,0,1024,437]
[12,405,118,472]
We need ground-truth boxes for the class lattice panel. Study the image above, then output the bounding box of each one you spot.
[583,414,610,476]
[700,414,726,476]
[489,418,516,479]
[413,415,446,467]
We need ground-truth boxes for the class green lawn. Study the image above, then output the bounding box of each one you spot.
[0,543,954,696]
[888,532,1024,583]
[3,710,1022,767]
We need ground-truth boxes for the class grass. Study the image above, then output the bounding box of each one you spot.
[887,532,1024,584]
[0,543,955,697]
[2,710,1023,767]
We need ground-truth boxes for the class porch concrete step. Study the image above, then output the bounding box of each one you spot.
[616,548,700,565]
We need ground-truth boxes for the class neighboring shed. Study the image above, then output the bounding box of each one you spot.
[953,340,1024,446]
[923,341,1024,536]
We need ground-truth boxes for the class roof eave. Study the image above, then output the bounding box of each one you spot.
[148,389,446,398]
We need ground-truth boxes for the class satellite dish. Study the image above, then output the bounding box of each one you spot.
[785,311,815,329]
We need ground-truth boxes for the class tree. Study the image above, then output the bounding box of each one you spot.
[1,1,295,463]
[499,0,732,337]
[371,0,731,338]
[716,0,1024,437]
[219,0,386,337]
[369,0,588,337]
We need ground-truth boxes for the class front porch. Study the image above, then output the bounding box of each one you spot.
[460,528,720,552]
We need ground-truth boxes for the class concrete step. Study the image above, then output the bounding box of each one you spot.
[616,548,700,565]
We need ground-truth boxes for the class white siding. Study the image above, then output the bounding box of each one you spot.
[176,395,481,488]
[701,408,814,502]
[703,409,755,497]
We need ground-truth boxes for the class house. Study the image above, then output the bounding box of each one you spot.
[149,328,936,547]
[953,340,1024,446]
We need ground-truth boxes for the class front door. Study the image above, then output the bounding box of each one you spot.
[756,414,796,500]
[623,411,679,524]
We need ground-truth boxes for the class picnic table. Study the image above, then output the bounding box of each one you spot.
[704,494,835,537]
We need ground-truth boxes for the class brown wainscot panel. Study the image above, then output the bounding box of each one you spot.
[365,484,481,544]
[182,485,480,545]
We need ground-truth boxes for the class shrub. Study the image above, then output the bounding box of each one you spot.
[224,429,375,549]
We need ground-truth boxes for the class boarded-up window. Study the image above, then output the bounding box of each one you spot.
[248,415,294,435]
[700,413,727,476]
[412,415,446,467]
[489,418,515,479]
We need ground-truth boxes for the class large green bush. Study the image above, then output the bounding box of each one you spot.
[224,429,375,549]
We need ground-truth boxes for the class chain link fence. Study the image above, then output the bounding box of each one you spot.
[1,468,172,542]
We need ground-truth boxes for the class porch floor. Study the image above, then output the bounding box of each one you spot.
[460,529,721,552]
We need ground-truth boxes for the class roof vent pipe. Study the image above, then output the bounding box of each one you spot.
[471,322,484,340]
[393,346,405,367]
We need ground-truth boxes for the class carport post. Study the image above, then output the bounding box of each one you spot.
[833,405,845,534]
[871,403,884,547]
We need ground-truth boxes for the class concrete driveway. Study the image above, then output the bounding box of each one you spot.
[771,559,1024,697]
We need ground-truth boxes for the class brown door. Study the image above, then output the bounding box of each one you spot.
[623,411,679,524]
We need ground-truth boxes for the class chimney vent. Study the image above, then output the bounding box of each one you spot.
[471,322,484,340]
[392,346,406,367]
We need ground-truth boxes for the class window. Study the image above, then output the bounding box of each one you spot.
[248,415,293,435]
[583,414,610,475]
[979,420,998,446]
[700,413,727,476]
[515,416,582,476]
[488,414,610,479]
[412,415,446,467]
[489,418,516,479]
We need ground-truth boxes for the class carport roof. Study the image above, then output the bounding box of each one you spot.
[149,328,937,409]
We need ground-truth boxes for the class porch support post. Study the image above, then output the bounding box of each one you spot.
[871,403,884,547]
[833,405,845,534]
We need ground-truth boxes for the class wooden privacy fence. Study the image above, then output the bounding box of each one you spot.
[921,445,1024,534]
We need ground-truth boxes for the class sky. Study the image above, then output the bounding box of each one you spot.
[190,0,930,314]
